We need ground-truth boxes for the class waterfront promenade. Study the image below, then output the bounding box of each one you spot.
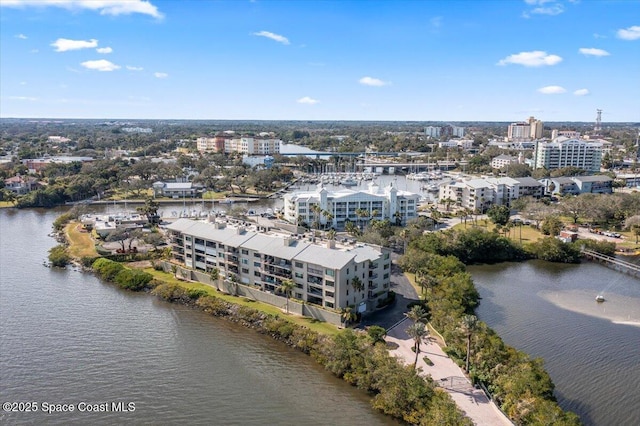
[386,318,512,426]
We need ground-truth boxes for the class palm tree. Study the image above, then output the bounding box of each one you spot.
[406,322,429,368]
[278,278,295,314]
[404,304,428,324]
[400,228,410,254]
[444,197,455,212]
[340,306,357,327]
[345,220,359,236]
[351,276,364,293]
[326,229,337,241]
[393,210,402,226]
[415,269,437,298]
[356,208,370,231]
[460,314,478,374]
[209,267,220,289]
[311,204,322,229]
[322,210,334,230]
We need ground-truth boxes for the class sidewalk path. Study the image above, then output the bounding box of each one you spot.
[386,318,512,426]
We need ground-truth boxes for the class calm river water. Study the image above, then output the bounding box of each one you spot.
[0,208,396,425]
[469,260,640,426]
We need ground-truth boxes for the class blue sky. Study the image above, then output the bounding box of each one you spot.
[1,0,638,122]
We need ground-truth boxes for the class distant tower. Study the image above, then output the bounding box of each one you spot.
[594,109,602,132]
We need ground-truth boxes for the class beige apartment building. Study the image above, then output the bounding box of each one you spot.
[166,218,391,313]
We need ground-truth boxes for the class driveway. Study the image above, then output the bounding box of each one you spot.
[359,253,420,330]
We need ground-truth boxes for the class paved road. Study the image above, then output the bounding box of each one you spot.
[359,253,420,330]
[386,318,513,426]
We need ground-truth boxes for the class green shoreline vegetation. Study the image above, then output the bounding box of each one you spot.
[52,210,588,425]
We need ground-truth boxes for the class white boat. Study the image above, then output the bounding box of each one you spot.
[596,295,605,302]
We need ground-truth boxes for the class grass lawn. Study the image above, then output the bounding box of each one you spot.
[451,221,545,243]
[202,191,229,200]
[104,189,153,201]
[142,268,340,335]
[65,221,99,258]
[405,272,424,299]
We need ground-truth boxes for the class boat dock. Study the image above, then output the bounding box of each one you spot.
[581,248,640,278]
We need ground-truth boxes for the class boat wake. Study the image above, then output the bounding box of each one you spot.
[539,290,640,327]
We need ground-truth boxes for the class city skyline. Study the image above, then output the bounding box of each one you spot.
[1,0,638,122]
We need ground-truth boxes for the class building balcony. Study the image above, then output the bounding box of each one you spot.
[264,267,292,279]
[307,267,323,276]
[307,286,323,297]
[307,276,323,285]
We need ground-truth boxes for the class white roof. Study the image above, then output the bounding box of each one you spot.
[294,244,356,269]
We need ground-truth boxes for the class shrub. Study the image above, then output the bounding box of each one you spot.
[186,288,208,300]
[196,295,230,316]
[114,269,153,291]
[92,258,125,281]
[526,237,581,263]
[152,282,188,301]
[48,245,71,267]
[423,356,434,366]
[576,239,616,256]
[80,256,98,267]
[53,212,74,231]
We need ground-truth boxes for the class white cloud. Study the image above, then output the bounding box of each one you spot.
[531,4,564,15]
[497,50,562,67]
[51,38,98,52]
[20,81,27,85]
[80,59,120,72]
[430,16,443,30]
[126,65,143,71]
[96,47,113,54]
[579,47,610,57]
[0,0,163,19]
[359,76,390,87]
[538,85,566,94]
[252,31,290,45]
[573,89,589,96]
[30,49,39,53]
[617,26,640,41]
[297,96,319,105]
[8,96,38,101]
[154,72,168,78]
[15,33,27,39]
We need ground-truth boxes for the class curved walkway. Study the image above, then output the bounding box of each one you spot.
[386,318,512,426]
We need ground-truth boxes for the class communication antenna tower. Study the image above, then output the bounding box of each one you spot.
[594,109,602,132]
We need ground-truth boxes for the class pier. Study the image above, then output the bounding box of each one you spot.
[581,249,640,278]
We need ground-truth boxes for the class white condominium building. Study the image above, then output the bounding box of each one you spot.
[166,218,391,313]
[284,182,420,230]
[534,137,602,173]
[438,176,544,211]
[225,137,281,155]
[490,154,520,169]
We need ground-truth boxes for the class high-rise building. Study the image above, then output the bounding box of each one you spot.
[534,137,602,173]
[425,126,441,138]
[508,116,543,141]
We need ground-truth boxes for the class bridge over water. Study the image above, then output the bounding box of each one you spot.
[581,248,640,278]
